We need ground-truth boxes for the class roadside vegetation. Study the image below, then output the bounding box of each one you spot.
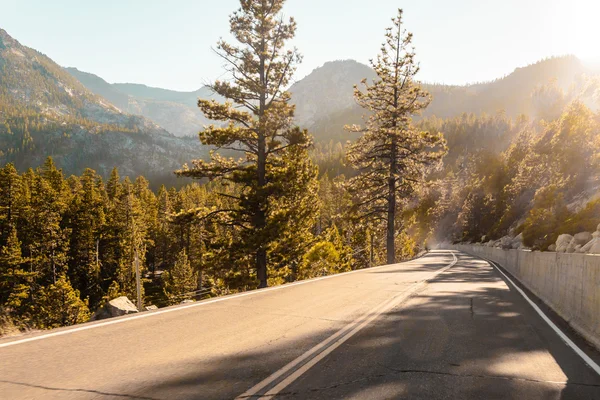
[0,0,599,334]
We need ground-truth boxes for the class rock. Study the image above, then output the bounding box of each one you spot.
[584,238,600,254]
[145,305,158,311]
[486,240,495,247]
[575,245,583,253]
[548,244,557,252]
[511,233,523,249]
[597,223,600,232]
[593,231,600,239]
[181,299,195,304]
[497,236,513,249]
[573,232,593,245]
[567,232,592,253]
[481,235,487,243]
[581,238,600,254]
[555,234,573,253]
[92,296,139,320]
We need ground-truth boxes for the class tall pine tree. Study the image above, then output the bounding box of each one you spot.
[177,0,316,288]
[346,9,446,264]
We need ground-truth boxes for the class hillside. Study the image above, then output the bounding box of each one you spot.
[0,29,205,185]
[290,57,600,143]
[67,56,599,145]
[66,68,215,137]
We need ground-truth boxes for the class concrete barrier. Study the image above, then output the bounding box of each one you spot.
[449,244,600,350]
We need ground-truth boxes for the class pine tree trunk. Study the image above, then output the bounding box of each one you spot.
[256,38,268,289]
[386,177,396,265]
[387,139,397,265]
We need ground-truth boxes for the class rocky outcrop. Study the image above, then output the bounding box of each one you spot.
[92,296,139,320]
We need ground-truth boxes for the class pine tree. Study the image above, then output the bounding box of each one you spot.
[28,168,69,285]
[346,9,446,264]
[163,249,197,305]
[65,169,105,309]
[0,163,22,243]
[0,225,24,303]
[177,0,315,288]
[35,275,90,329]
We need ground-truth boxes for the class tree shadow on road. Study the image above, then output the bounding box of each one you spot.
[124,252,600,399]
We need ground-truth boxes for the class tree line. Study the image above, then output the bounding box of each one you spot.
[0,2,441,332]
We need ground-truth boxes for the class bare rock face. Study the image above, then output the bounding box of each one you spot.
[555,234,574,253]
[92,296,139,320]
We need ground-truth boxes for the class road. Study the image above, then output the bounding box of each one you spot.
[1,250,599,399]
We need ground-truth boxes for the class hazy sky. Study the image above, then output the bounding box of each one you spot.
[1,0,598,91]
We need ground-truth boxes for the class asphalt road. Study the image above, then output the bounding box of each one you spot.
[1,250,599,399]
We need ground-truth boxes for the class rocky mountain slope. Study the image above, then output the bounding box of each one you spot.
[66,68,217,137]
[288,57,600,143]
[0,29,204,185]
[67,56,599,145]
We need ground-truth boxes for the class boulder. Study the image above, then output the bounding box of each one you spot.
[498,236,513,249]
[145,305,158,311]
[181,299,195,304]
[573,232,593,245]
[593,231,600,239]
[92,296,139,320]
[511,233,524,249]
[582,238,600,254]
[581,238,600,254]
[555,234,573,253]
[548,244,557,252]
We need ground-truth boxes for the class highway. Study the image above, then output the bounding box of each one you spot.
[1,250,599,399]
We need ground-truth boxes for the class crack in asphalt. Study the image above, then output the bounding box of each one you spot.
[0,380,162,400]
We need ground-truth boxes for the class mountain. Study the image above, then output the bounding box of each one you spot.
[287,57,600,143]
[0,29,205,186]
[65,68,216,137]
[67,53,599,147]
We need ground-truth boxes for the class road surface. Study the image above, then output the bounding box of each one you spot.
[1,250,599,399]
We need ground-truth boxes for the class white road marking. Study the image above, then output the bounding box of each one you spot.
[236,251,458,399]
[484,256,600,377]
[0,253,431,349]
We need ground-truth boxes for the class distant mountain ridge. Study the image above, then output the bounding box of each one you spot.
[0,28,204,185]
[68,56,599,145]
[65,68,216,137]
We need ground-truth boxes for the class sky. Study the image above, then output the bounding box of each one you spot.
[1,0,599,91]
